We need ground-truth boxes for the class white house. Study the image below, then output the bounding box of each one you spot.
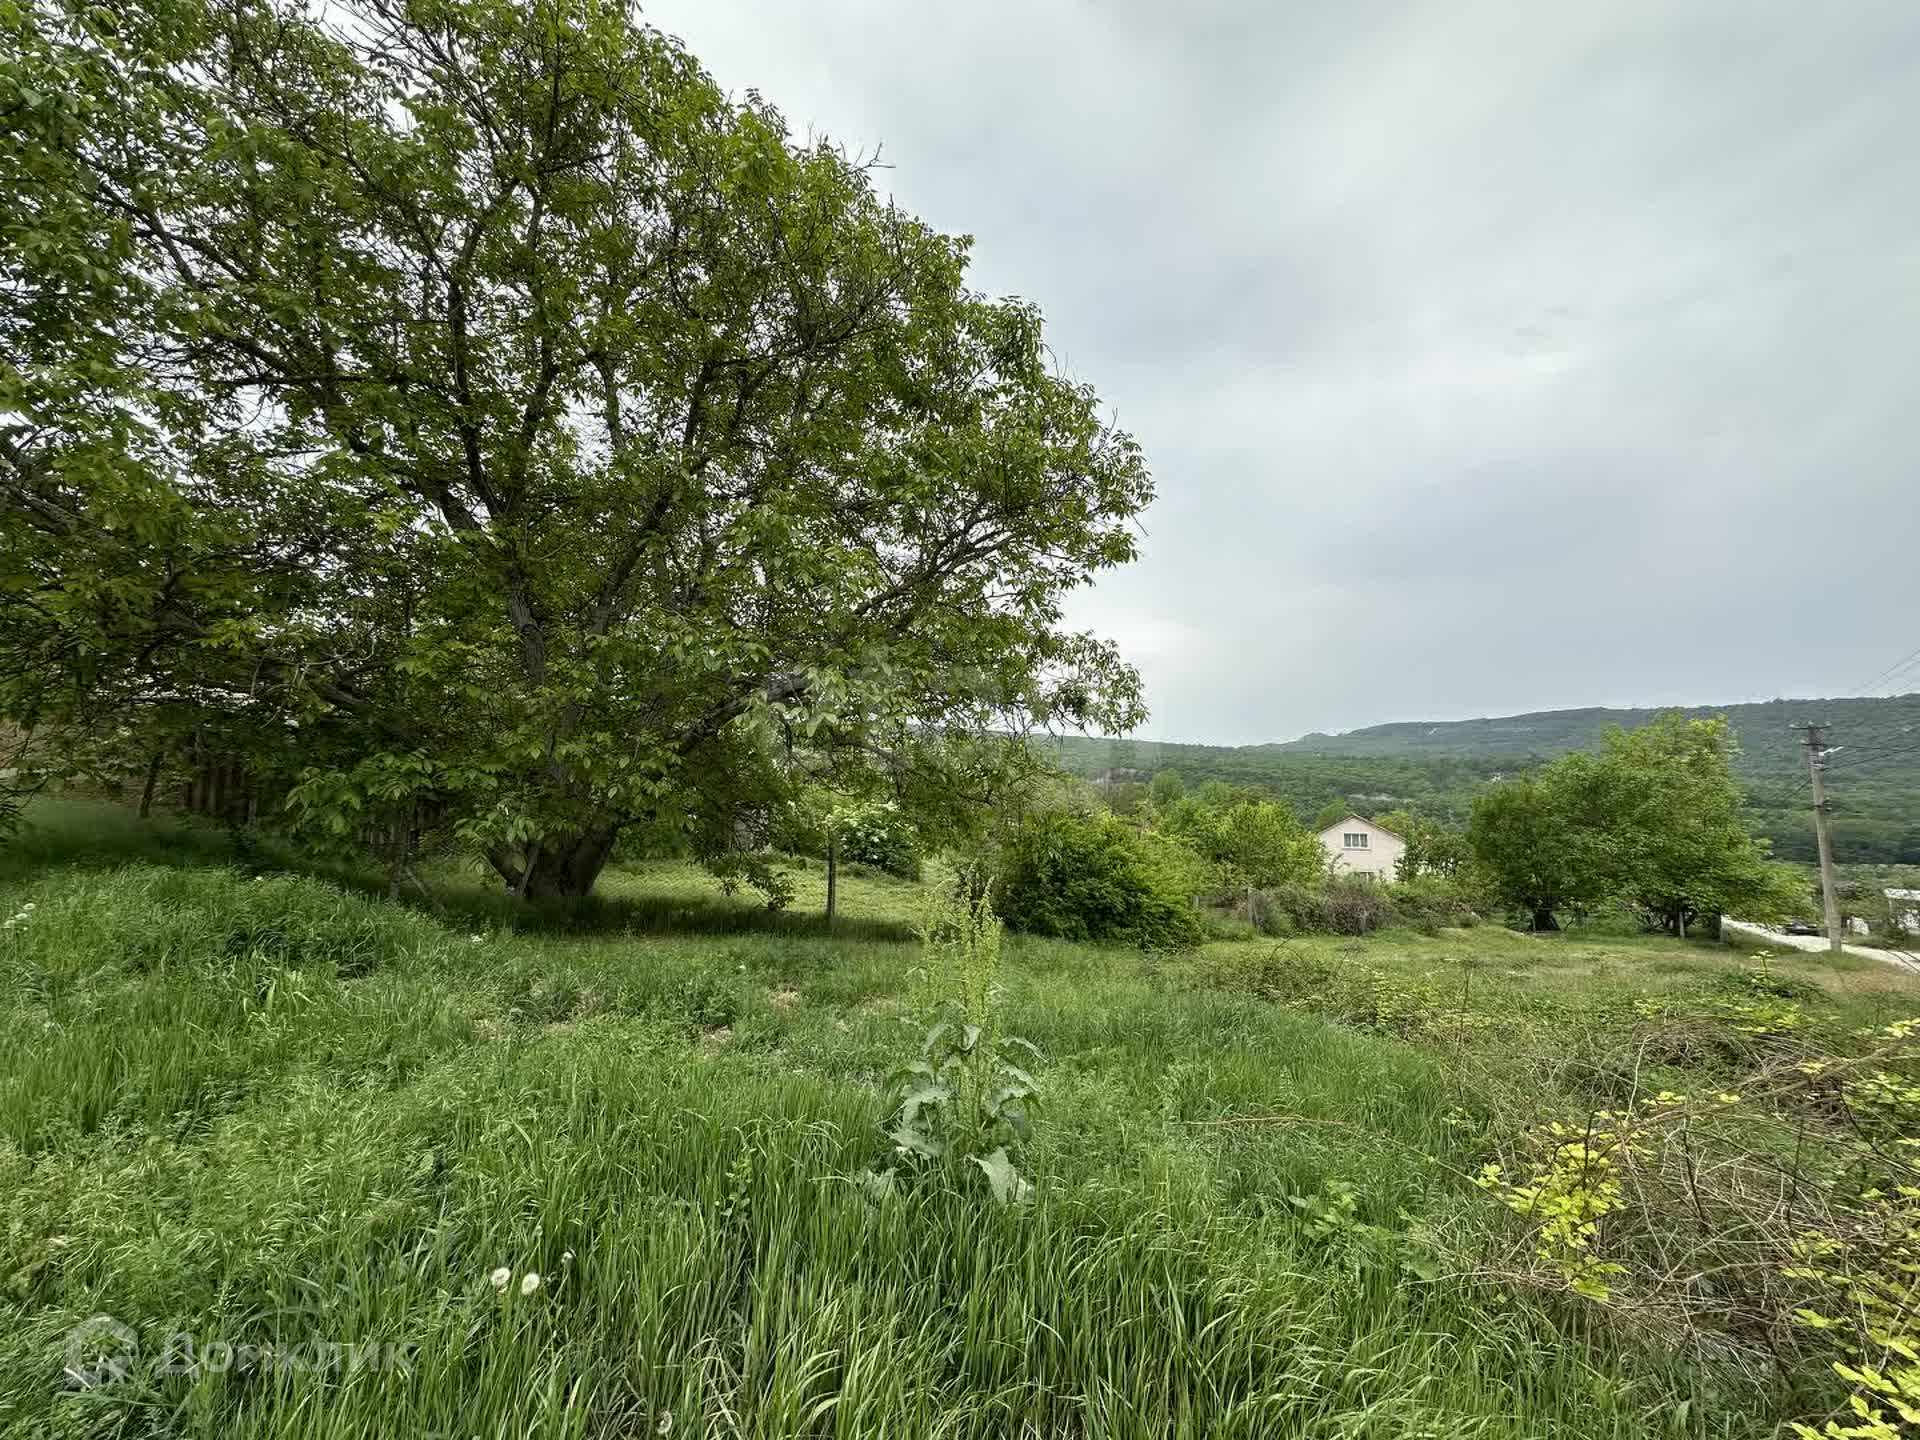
[1316,814,1405,880]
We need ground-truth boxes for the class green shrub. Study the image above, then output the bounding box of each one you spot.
[841,828,922,880]
[767,796,925,881]
[994,812,1203,950]
[1254,882,1320,936]
[1390,874,1483,933]
[1244,891,1295,936]
[1317,875,1395,935]
[1254,876,1399,936]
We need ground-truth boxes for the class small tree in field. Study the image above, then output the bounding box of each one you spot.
[1,0,1150,897]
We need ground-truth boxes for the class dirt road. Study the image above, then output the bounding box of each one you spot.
[1723,918,1920,974]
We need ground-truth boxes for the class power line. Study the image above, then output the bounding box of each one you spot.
[1824,738,1920,772]
[1871,663,1920,699]
[1855,642,1920,697]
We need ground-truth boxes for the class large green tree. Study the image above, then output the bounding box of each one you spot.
[1,0,1149,895]
[1467,758,1623,931]
[1601,714,1802,936]
[1469,713,1799,933]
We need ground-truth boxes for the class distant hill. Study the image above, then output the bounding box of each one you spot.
[1047,694,1920,865]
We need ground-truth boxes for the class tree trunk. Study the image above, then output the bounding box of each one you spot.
[825,833,838,927]
[138,752,163,819]
[489,829,619,899]
[1530,906,1560,932]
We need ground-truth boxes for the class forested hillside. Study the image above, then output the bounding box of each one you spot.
[1049,693,1920,863]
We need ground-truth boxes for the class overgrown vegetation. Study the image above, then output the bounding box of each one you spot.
[992,810,1204,950]
[6,0,1919,1431]
[6,797,1920,1436]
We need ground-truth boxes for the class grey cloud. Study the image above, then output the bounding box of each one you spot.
[644,0,1920,744]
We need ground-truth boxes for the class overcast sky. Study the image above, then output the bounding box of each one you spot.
[644,1,1920,745]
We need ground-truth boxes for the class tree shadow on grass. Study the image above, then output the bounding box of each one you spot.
[0,797,240,882]
[422,883,916,944]
[6,797,915,944]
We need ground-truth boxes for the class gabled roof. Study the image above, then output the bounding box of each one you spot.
[1318,813,1404,841]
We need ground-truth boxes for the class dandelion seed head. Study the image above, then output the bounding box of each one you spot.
[489,1266,512,1291]
[520,1271,541,1296]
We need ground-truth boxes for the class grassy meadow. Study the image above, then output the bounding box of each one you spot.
[3,800,1915,1438]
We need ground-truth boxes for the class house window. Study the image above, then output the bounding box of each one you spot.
[1343,832,1369,850]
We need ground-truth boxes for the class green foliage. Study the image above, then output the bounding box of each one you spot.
[1054,737,1530,831]
[1476,1125,1630,1301]
[1602,715,1806,933]
[1470,714,1794,931]
[1376,808,1472,879]
[871,879,1040,1204]
[2,0,1149,899]
[1247,872,1483,938]
[1148,769,1185,808]
[875,1015,1042,1206]
[838,811,923,880]
[1156,791,1326,896]
[994,811,1204,950]
[1468,758,1624,929]
[1392,872,1489,932]
[774,792,923,880]
[1311,874,1398,936]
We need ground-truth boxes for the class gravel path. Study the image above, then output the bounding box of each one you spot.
[1723,918,1920,974]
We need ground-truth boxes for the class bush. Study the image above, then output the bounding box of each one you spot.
[1252,883,1317,936]
[1252,876,1397,936]
[1317,874,1395,936]
[994,812,1204,951]
[1390,874,1483,933]
[769,799,923,880]
[838,813,923,880]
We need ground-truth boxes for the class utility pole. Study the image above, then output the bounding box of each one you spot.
[1798,723,1844,952]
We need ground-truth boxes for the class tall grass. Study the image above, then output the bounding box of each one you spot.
[0,810,1795,1436]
